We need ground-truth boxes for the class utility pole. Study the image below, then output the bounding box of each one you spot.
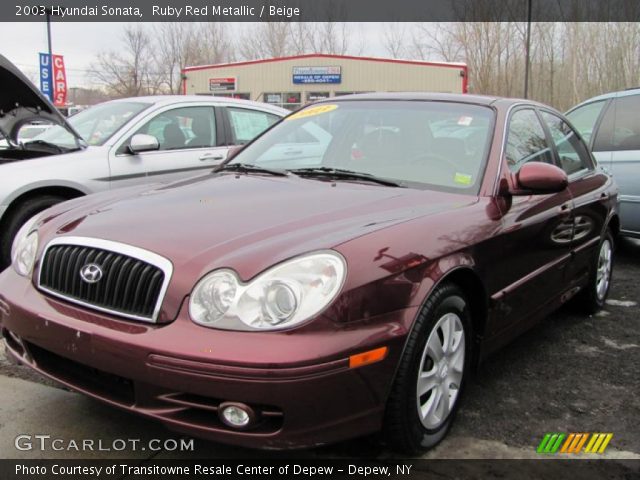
[46,7,53,59]
[523,0,533,99]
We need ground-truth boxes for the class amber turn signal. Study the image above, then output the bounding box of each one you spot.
[349,346,388,369]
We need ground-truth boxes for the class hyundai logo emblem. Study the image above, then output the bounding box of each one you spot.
[79,263,103,284]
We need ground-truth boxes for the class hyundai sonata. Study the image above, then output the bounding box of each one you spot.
[0,93,618,452]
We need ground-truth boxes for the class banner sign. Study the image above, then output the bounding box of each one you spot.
[293,66,341,84]
[38,53,52,101]
[209,77,236,92]
[52,54,67,107]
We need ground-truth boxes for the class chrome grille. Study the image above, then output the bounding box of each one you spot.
[38,237,172,322]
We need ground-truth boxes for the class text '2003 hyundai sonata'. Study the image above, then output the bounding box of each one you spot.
[0,93,618,452]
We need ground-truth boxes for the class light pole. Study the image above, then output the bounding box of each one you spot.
[45,7,53,59]
[523,0,533,99]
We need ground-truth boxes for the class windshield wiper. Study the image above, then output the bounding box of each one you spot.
[289,167,404,187]
[214,163,289,177]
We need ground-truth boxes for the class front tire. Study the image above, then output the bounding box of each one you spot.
[0,195,66,271]
[383,283,472,454]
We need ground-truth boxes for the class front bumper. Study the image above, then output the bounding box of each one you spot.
[0,269,415,449]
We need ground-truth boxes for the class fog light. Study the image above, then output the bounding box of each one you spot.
[219,402,254,429]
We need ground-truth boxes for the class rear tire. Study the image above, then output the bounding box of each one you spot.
[0,195,66,271]
[383,283,472,454]
[576,229,614,315]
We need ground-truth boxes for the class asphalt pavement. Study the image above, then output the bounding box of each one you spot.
[1,240,639,461]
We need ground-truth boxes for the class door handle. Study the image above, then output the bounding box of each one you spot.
[559,203,570,211]
[199,153,225,162]
[284,149,303,155]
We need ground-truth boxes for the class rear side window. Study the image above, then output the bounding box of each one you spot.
[505,109,554,173]
[566,100,606,145]
[540,111,592,176]
[227,107,279,144]
[609,95,640,151]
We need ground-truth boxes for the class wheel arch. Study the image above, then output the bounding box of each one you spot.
[440,268,489,340]
[606,213,620,245]
[389,262,490,396]
[0,185,86,228]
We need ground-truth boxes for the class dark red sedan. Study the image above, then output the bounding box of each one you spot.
[0,94,618,452]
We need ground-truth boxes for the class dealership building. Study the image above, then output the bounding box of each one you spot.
[182,54,468,110]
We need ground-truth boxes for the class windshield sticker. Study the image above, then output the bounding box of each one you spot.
[454,172,473,185]
[287,104,338,121]
[457,116,473,126]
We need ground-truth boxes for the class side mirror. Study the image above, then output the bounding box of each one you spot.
[514,162,568,194]
[227,145,243,161]
[129,134,160,154]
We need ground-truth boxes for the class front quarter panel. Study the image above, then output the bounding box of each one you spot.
[0,147,111,219]
[331,198,499,327]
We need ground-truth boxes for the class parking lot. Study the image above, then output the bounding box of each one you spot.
[0,239,638,461]
[0,236,640,459]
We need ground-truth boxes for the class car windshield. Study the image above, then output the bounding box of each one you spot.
[35,101,150,148]
[229,100,494,193]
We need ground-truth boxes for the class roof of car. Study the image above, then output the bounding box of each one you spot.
[106,95,288,114]
[316,92,497,105]
[569,87,640,111]
[311,92,551,109]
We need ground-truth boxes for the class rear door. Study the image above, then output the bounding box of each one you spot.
[539,109,610,288]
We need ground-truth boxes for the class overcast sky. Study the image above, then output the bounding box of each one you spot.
[0,22,389,88]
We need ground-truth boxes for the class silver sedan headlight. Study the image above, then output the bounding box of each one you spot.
[11,216,40,277]
[189,251,346,331]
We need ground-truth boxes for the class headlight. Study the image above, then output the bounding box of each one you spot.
[189,251,346,331]
[11,215,40,277]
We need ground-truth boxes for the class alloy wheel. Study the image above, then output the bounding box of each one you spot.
[416,312,465,429]
[596,238,613,300]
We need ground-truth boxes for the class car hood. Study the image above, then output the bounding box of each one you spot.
[0,55,82,145]
[41,174,475,318]
[46,173,475,276]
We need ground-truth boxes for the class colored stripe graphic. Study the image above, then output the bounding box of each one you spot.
[538,433,613,454]
[585,433,613,454]
[537,433,565,453]
[560,433,589,453]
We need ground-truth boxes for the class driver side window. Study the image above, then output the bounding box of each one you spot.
[506,109,554,173]
[540,111,592,176]
[133,106,216,151]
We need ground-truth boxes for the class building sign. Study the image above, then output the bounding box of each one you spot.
[52,55,67,107]
[265,93,282,104]
[209,77,237,92]
[307,92,330,102]
[38,53,52,101]
[292,66,342,84]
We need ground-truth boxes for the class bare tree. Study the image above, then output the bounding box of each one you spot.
[153,23,193,94]
[152,23,235,94]
[238,22,293,59]
[383,23,408,58]
[411,23,464,62]
[194,22,236,64]
[236,21,359,60]
[307,22,351,55]
[89,25,161,97]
